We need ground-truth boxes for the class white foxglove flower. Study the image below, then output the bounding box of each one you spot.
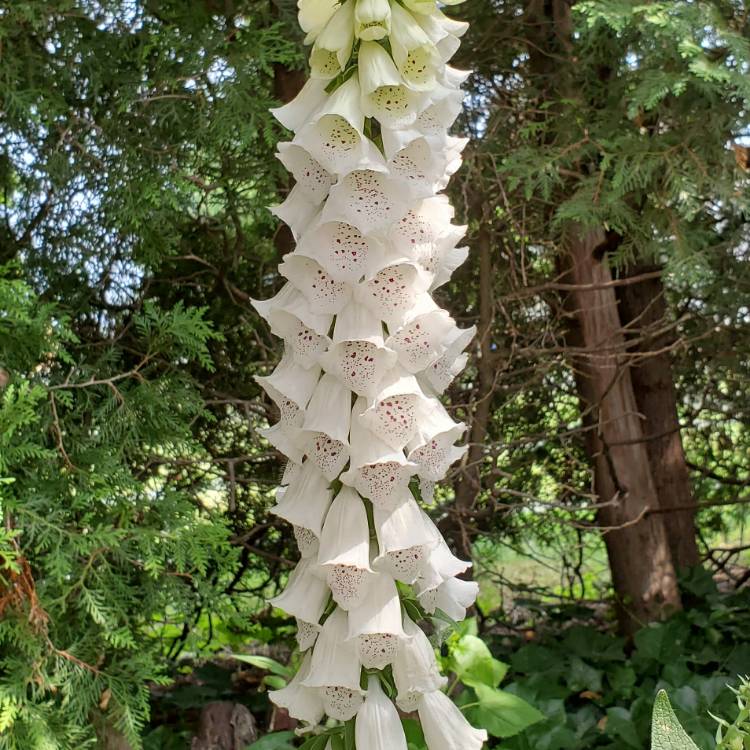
[255,354,320,427]
[358,262,431,328]
[322,168,412,234]
[419,575,479,622]
[356,676,408,750]
[354,0,391,41]
[298,0,339,43]
[390,3,440,90]
[270,184,321,240]
[373,494,435,583]
[272,459,333,537]
[347,571,404,668]
[269,651,325,726]
[310,0,355,79]
[299,374,352,479]
[358,41,424,128]
[277,143,335,204]
[318,486,374,609]
[415,8,469,63]
[402,0,436,15]
[294,76,386,176]
[421,324,475,394]
[386,307,455,374]
[279,254,352,315]
[341,398,417,510]
[271,77,329,131]
[303,607,365,720]
[393,616,447,712]
[270,558,329,643]
[418,689,488,750]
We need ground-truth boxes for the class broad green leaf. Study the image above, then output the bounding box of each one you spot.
[650,690,699,750]
[450,634,508,688]
[467,684,544,738]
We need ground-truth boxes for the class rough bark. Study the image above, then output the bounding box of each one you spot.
[617,267,700,570]
[562,227,682,633]
[191,702,257,750]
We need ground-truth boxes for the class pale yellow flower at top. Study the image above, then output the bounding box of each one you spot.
[354,0,392,40]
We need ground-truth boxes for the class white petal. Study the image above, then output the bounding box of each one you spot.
[322,169,412,234]
[354,0,391,41]
[347,571,405,639]
[387,309,456,373]
[270,557,330,624]
[271,76,328,131]
[294,524,321,559]
[270,183,321,240]
[326,563,374,611]
[390,3,440,90]
[296,617,322,651]
[255,354,321,421]
[402,0,436,14]
[420,576,479,622]
[318,486,372,571]
[357,262,431,328]
[333,299,386,345]
[303,608,363,697]
[393,616,447,712]
[277,143,335,204]
[418,690,488,750]
[272,460,333,535]
[301,371,352,434]
[298,0,339,41]
[373,494,435,582]
[252,283,333,337]
[310,0,355,78]
[296,221,382,283]
[279,254,352,314]
[420,325,475,393]
[269,652,325,726]
[260,422,305,463]
[356,676,408,750]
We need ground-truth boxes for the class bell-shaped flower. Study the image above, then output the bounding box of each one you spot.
[269,651,325,726]
[322,168,412,235]
[319,301,397,397]
[252,283,332,369]
[357,262,431,329]
[420,324,475,394]
[358,41,424,129]
[298,374,352,479]
[354,0,391,40]
[270,557,330,641]
[341,397,417,510]
[359,369,433,450]
[419,575,479,623]
[255,354,321,428]
[272,459,333,539]
[294,76,386,176]
[387,305,456,374]
[406,402,465,501]
[387,137,453,199]
[356,676,408,750]
[302,607,365,720]
[276,143,335,205]
[296,221,387,285]
[310,0,355,79]
[414,511,471,596]
[282,459,304,486]
[271,76,328,132]
[347,571,405,668]
[279,253,352,315]
[393,616,447,712]
[318,486,374,610]
[293,524,321,560]
[270,183,321,240]
[414,7,469,63]
[298,0,339,44]
[389,3,440,90]
[413,80,465,138]
[418,689,488,750]
[373,494,435,583]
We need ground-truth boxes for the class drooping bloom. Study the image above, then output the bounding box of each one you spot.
[260,0,482,742]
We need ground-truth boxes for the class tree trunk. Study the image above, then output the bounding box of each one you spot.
[617,266,700,571]
[561,226,682,634]
[191,702,257,750]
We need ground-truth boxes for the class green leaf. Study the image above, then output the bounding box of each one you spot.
[467,685,544,738]
[450,634,508,688]
[246,732,297,750]
[344,718,356,750]
[650,690,700,750]
[402,718,427,750]
[299,735,330,750]
[230,654,293,679]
